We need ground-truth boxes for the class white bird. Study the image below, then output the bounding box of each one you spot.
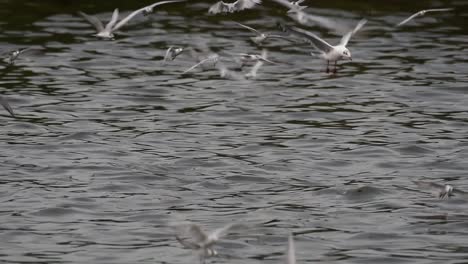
[0,96,14,117]
[279,19,367,73]
[413,181,466,199]
[208,0,261,14]
[181,54,220,74]
[3,48,31,65]
[244,49,270,78]
[233,49,276,66]
[78,0,185,39]
[234,22,293,44]
[175,223,241,264]
[396,8,454,27]
[164,46,185,61]
[286,233,296,264]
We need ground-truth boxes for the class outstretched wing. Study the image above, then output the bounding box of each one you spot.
[235,22,260,34]
[105,9,119,31]
[0,96,14,117]
[208,2,229,14]
[339,18,367,47]
[396,8,453,27]
[234,0,261,10]
[78,11,104,32]
[143,0,186,14]
[279,23,333,53]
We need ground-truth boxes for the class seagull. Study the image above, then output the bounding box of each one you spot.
[181,54,220,74]
[413,181,466,199]
[234,22,293,44]
[164,46,185,61]
[286,233,296,264]
[244,49,270,78]
[175,223,242,264]
[208,0,261,14]
[279,19,367,73]
[3,48,31,65]
[233,49,276,66]
[0,96,14,117]
[78,0,185,39]
[396,8,454,27]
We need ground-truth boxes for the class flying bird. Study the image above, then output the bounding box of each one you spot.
[174,223,242,264]
[208,0,261,14]
[78,0,185,39]
[0,96,14,117]
[234,22,293,44]
[279,19,367,73]
[396,8,454,27]
[413,181,466,199]
[244,49,270,78]
[2,48,31,65]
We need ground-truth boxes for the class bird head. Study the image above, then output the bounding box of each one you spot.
[342,48,352,60]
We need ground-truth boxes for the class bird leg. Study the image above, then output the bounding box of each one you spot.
[325,60,329,73]
[332,61,337,74]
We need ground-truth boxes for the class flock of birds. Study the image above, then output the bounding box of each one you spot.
[0,1,461,262]
[173,180,464,264]
[0,0,455,119]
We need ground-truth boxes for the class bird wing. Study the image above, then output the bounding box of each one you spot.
[425,8,454,12]
[105,9,119,31]
[339,18,367,47]
[287,233,296,264]
[208,2,229,14]
[281,24,334,53]
[396,8,453,27]
[78,11,104,32]
[175,235,200,249]
[182,58,210,74]
[235,0,261,10]
[207,224,238,242]
[144,0,186,13]
[396,12,422,27]
[0,96,14,117]
[246,60,264,78]
[413,181,445,197]
[235,22,260,34]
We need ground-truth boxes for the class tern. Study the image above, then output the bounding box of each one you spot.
[175,223,242,264]
[0,96,14,117]
[78,0,185,39]
[233,49,276,66]
[209,0,261,14]
[234,22,293,44]
[279,19,367,73]
[3,48,31,65]
[396,8,454,27]
[244,49,269,78]
[413,181,466,199]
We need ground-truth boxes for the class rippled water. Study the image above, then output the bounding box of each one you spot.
[1,0,468,263]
